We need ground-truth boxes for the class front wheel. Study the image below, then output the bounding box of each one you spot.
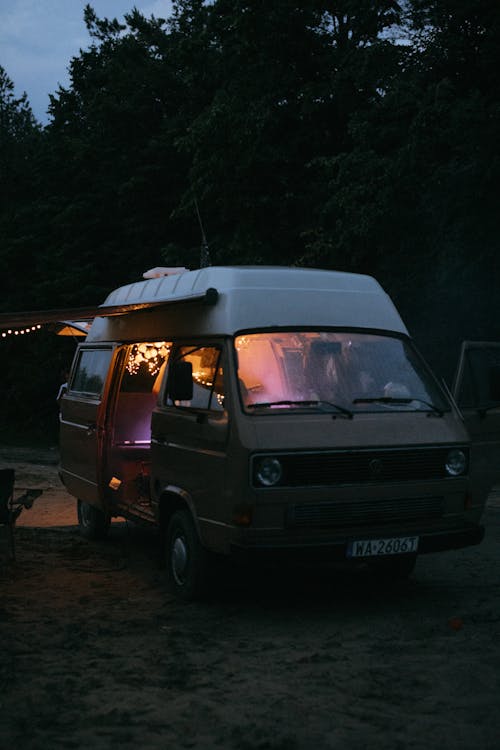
[165,509,210,601]
[77,499,110,540]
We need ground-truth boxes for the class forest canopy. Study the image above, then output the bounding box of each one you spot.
[1,0,499,439]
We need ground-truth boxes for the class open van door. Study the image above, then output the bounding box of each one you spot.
[59,345,116,508]
[453,341,500,504]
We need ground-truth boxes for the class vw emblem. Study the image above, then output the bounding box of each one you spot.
[369,458,383,476]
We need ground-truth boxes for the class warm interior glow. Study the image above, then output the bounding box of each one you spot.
[235,331,447,412]
[126,342,170,376]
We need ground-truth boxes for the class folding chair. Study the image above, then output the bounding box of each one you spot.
[0,469,17,560]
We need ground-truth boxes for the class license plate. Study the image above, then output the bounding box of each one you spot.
[347,535,419,558]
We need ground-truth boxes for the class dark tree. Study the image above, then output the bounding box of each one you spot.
[1,1,500,438]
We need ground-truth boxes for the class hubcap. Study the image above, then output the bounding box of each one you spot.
[171,535,188,586]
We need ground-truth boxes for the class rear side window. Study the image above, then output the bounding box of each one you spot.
[70,348,113,396]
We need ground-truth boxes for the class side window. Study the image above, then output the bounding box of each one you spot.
[70,348,113,397]
[167,345,224,411]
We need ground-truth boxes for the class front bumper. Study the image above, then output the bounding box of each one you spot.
[230,522,484,564]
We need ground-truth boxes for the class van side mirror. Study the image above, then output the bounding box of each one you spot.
[168,361,193,401]
[489,366,500,402]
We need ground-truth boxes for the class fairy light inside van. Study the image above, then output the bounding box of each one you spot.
[126,342,170,376]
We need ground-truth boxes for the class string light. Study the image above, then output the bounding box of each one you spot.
[235,336,250,351]
[192,370,214,387]
[1,325,42,338]
[126,342,171,376]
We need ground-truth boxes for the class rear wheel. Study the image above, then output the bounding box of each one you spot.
[165,509,210,601]
[77,499,110,540]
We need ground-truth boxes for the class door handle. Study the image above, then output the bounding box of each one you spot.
[86,423,97,437]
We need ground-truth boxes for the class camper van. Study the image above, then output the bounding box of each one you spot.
[57,266,499,599]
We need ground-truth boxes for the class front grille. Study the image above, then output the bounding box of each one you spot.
[252,446,468,488]
[287,496,444,528]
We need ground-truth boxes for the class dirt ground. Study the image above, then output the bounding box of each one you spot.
[1,444,500,750]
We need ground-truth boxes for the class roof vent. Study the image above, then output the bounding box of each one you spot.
[143,267,189,279]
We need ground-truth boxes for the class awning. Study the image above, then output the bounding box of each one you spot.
[0,288,219,332]
[53,321,92,337]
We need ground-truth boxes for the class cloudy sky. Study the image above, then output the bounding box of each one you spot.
[1,1,174,123]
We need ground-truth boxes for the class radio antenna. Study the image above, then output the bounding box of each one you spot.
[194,196,211,268]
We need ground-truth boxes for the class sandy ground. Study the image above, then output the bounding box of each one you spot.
[1,444,500,750]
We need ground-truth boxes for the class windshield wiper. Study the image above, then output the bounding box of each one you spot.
[246,399,353,418]
[352,396,444,417]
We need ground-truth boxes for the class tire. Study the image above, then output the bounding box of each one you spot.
[370,553,417,580]
[77,499,110,540]
[165,509,210,601]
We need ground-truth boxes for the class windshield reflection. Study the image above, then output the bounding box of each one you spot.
[235,332,448,414]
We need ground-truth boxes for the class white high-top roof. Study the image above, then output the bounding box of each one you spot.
[87,266,408,342]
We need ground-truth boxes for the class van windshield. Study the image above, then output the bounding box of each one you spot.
[235,332,448,415]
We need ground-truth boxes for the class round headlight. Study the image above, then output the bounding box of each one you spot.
[445,449,466,477]
[255,457,283,487]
